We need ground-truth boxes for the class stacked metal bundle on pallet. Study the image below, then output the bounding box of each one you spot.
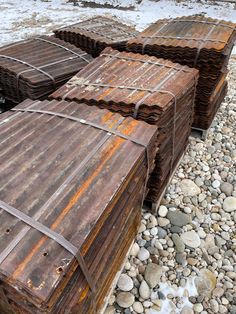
[0,36,92,107]
[54,16,138,57]
[127,16,236,130]
[0,99,158,313]
[51,48,198,206]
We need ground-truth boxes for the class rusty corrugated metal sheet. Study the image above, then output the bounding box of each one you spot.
[0,36,93,107]
[50,47,199,203]
[54,16,138,57]
[0,98,158,313]
[127,16,236,129]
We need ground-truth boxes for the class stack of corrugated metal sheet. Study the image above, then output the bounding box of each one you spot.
[0,36,92,106]
[50,47,198,204]
[127,16,236,129]
[54,16,138,57]
[0,99,158,313]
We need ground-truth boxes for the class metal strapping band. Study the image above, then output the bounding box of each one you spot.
[0,199,96,294]
[34,37,90,63]
[168,19,235,29]
[101,52,192,73]
[63,21,136,39]
[0,55,55,85]
[193,21,220,67]
[11,108,148,148]
[140,34,227,44]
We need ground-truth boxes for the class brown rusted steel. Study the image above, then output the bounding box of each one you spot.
[127,16,236,130]
[0,36,93,107]
[0,98,158,313]
[54,16,138,57]
[50,47,199,204]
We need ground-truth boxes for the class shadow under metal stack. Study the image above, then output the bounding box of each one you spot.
[54,16,138,57]
[127,16,236,130]
[0,99,158,313]
[50,47,198,206]
[0,36,92,108]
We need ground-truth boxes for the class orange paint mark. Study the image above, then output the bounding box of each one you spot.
[12,120,137,280]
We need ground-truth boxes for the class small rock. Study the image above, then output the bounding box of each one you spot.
[212,180,221,188]
[180,179,201,196]
[181,231,201,248]
[172,233,185,253]
[138,247,150,261]
[117,274,133,292]
[181,306,194,314]
[210,299,219,313]
[175,252,187,265]
[157,217,170,227]
[195,269,217,297]
[133,301,144,313]
[116,292,134,308]
[130,243,140,257]
[139,280,151,300]
[212,287,224,298]
[158,205,168,217]
[220,182,233,196]
[223,197,236,212]
[193,303,203,313]
[167,210,191,227]
[144,263,162,288]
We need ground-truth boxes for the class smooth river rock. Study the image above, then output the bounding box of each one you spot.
[180,231,201,248]
[180,179,201,196]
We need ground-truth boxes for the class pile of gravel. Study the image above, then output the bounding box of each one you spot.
[105,57,236,314]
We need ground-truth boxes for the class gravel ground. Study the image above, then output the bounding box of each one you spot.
[105,58,236,314]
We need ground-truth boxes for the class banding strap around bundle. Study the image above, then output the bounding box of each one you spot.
[0,106,150,307]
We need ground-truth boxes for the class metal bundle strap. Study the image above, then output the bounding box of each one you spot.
[101,52,192,73]
[193,21,221,66]
[168,19,235,29]
[0,106,150,311]
[140,34,227,44]
[34,37,90,63]
[0,55,56,87]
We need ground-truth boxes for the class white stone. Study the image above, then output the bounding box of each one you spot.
[130,243,140,257]
[117,274,133,291]
[138,247,150,261]
[133,301,144,313]
[158,205,168,217]
[180,179,201,196]
[139,280,151,299]
[144,263,162,288]
[223,197,236,212]
[157,217,170,227]
[212,180,221,188]
[180,231,201,248]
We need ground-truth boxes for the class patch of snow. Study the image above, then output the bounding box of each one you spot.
[0,0,236,53]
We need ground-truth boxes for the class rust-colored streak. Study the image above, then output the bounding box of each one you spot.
[12,122,136,280]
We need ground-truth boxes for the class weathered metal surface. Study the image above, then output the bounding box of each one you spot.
[0,99,158,313]
[54,16,138,57]
[127,16,236,129]
[0,36,93,106]
[50,47,198,203]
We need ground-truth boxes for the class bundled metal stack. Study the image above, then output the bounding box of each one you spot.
[0,36,92,106]
[0,99,158,313]
[51,48,198,205]
[127,16,236,130]
[54,16,138,57]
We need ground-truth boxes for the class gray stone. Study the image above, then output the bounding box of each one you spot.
[116,292,134,308]
[181,231,201,248]
[223,197,236,212]
[221,182,233,196]
[167,210,191,227]
[170,225,182,234]
[181,306,194,314]
[175,252,187,265]
[144,263,162,288]
[215,235,226,247]
[172,233,185,253]
[157,227,167,238]
[139,280,151,299]
[117,274,133,292]
[138,247,150,261]
[180,179,201,196]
